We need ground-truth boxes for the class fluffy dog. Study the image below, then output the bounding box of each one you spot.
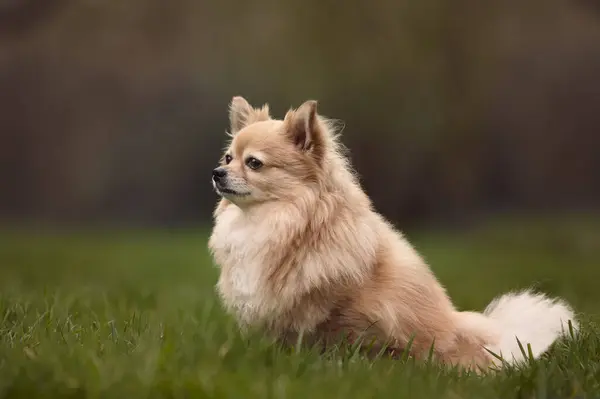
[208,96,577,370]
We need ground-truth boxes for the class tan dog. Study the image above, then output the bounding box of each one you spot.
[208,96,577,370]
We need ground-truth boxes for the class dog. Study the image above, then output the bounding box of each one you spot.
[208,96,577,370]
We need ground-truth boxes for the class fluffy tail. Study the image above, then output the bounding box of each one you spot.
[482,290,577,365]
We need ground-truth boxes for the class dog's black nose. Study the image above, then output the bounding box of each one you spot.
[212,167,227,182]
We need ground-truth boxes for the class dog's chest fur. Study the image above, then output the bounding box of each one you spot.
[209,201,381,334]
[209,206,279,325]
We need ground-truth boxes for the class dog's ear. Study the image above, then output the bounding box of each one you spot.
[228,96,270,135]
[284,100,325,159]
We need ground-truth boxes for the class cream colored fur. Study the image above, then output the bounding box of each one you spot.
[208,96,578,370]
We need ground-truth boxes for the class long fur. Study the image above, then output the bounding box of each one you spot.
[208,97,578,371]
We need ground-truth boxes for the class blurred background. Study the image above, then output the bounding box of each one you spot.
[1,0,599,230]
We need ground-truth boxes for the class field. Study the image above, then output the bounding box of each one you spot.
[0,215,599,398]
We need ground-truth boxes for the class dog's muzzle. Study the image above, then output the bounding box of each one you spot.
[212,167,227,184]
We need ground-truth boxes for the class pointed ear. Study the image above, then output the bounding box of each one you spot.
[229,96,253,134]
[284,100,324,156]
[228,96,270,135]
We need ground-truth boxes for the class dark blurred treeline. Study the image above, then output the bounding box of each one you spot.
[1,0,599,228]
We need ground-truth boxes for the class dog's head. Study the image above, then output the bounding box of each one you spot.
[212,96,331,207]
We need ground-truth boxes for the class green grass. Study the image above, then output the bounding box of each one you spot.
[0,216,599,398]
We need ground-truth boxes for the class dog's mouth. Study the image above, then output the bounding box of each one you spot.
[213,180,250,197]
[218,187,249,196]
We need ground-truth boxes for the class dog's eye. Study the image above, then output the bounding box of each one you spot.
[246,157,263,170]
[224,154,232,164]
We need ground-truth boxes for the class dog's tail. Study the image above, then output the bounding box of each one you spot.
[481,290,577,365]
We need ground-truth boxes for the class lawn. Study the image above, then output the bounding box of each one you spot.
[0,215,599,398]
